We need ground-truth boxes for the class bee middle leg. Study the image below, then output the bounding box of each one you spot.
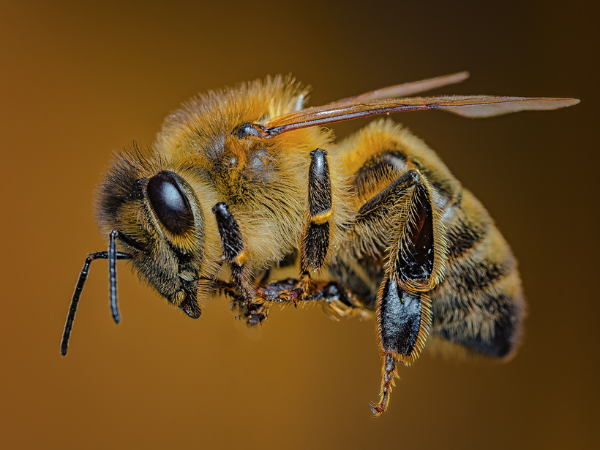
[299,148,333,283]
[244,148,335,310]
[267,147,337,305]
[352,167,447,415]
[255,277,371,318]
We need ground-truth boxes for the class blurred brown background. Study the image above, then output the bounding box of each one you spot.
[1,1,596,449]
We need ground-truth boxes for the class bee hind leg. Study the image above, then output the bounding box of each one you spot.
[372,279,432,415]
[353,167,445,415]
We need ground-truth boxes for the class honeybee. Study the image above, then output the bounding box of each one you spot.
[60,72,578,416]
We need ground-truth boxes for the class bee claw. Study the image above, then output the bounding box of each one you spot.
[370,402,385,418]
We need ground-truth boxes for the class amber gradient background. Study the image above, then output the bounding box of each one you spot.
[1,1,597,449]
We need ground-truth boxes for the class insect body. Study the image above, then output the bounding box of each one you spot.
[61,73,578,415]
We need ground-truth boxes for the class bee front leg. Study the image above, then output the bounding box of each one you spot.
[212,202,268,325]
[353,168,446,415]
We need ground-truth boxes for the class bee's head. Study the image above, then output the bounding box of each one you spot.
[96,144,219,319]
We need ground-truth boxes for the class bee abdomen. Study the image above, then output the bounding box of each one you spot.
[431,189,525,358]
[433,285,523,358]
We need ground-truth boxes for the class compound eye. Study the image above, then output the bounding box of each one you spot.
[146,172,194,235]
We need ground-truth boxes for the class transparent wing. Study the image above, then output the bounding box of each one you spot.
[325,72,470,107]
[441,97,580,117]
[262,95,579,137]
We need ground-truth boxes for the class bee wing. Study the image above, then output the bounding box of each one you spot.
[442,97,580,118]
[326,72,470,107]
[262,95,579,137]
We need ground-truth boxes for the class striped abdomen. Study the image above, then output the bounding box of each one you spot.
[431,188,525,358]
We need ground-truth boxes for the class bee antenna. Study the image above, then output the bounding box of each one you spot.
[109,230,121,324]
[60,233,132,356]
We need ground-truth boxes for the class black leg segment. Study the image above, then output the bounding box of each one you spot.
[212,202,266,324]
[212,202,246,267]
[301,148,333,275]
[307,149,332,219]
[378,278,431,363]
[212,202,249,296]
[394,184,436,285]
[301,223,330,274]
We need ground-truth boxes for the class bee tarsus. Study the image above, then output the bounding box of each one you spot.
[371,354,398,418]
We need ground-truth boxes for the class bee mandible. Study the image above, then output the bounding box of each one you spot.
[60,72,578,415]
